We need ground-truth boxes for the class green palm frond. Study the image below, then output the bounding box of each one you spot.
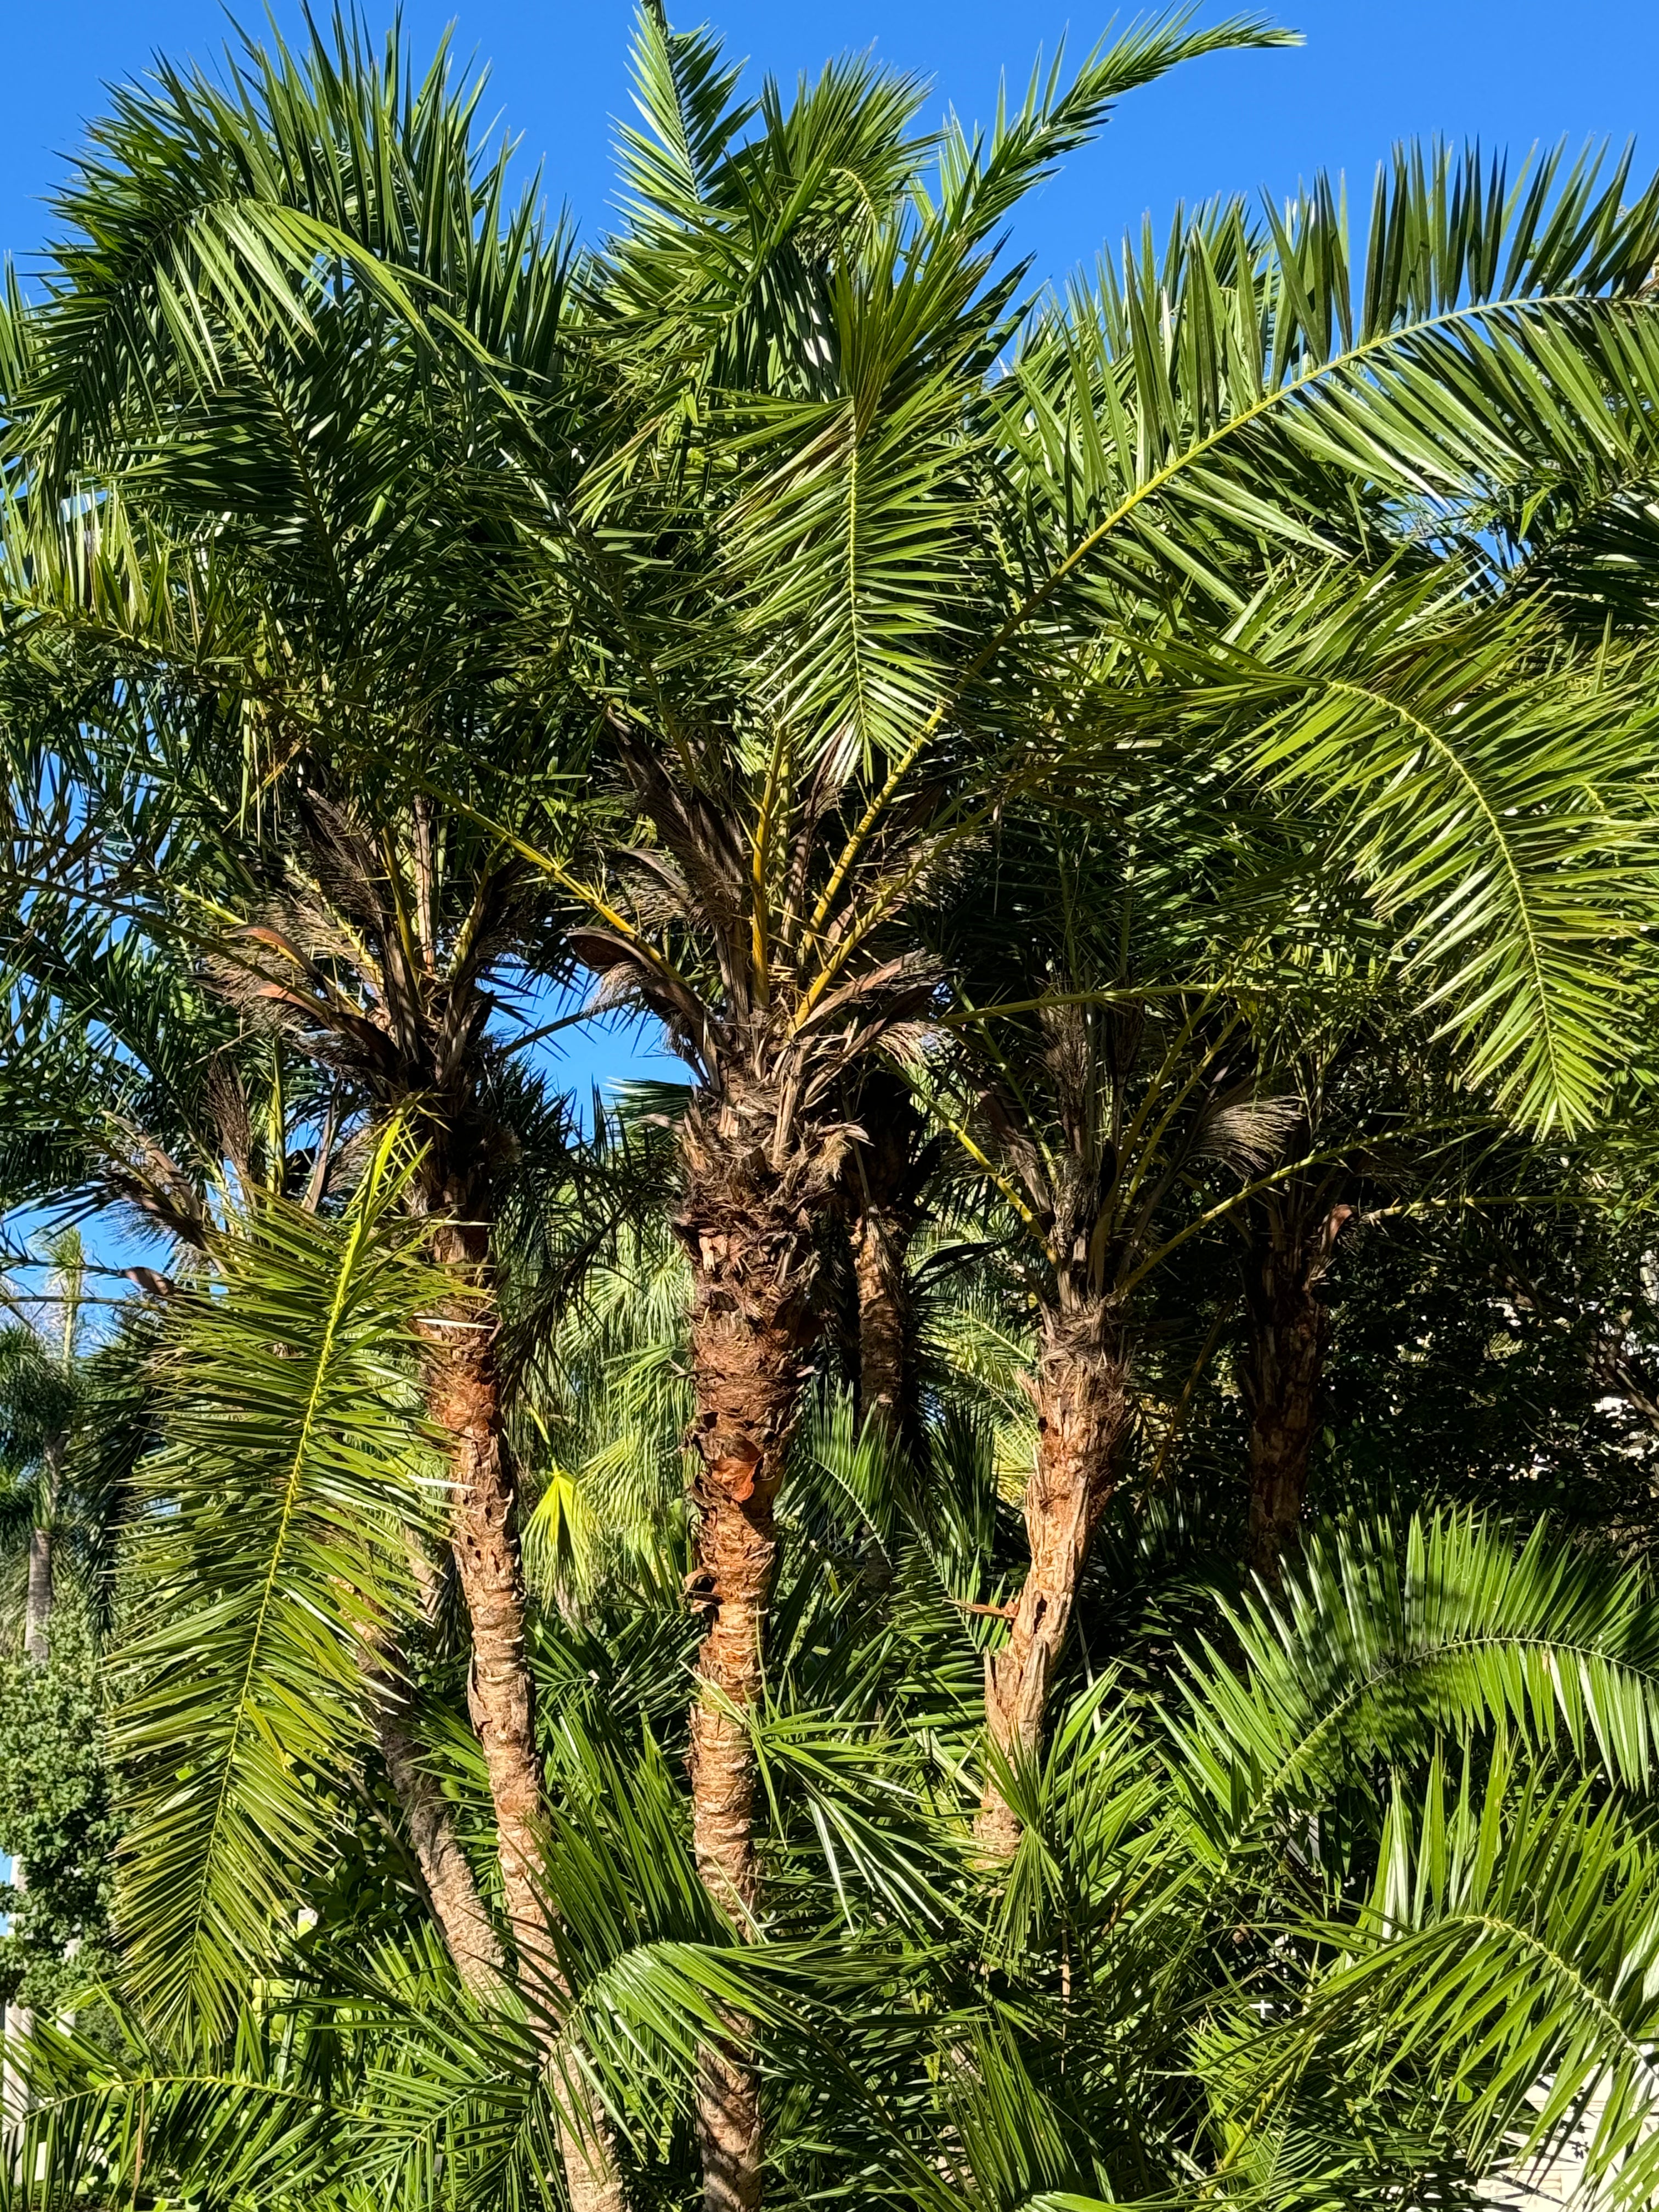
[8,2015,345,2211]
[997,140,1659,628]
[1163,570,1659,1130]
[15,14,534,479]
[114,1131,442,2035]
[1277,1745,1659,2208]
[1166,1513,1659,1860]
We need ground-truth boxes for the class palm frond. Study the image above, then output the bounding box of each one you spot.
[114,1131,442,2035]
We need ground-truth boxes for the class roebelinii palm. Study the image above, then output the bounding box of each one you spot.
[528,24,1659,1933]
[0,20,647,2204]
[9,6,1659,2208]
[527,18,1334,2191]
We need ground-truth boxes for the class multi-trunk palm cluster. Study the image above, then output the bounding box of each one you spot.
[8,8,1659,2209]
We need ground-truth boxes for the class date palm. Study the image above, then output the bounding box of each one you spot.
[12,10,1659,2209]
[494,14,1659,2177]
[0,21,634,2205]
[534,16,1314,2197]
[934,565,1659,1843]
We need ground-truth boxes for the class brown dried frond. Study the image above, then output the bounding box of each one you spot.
[204,1054,252,1178]
[1189,1088,1306,1177]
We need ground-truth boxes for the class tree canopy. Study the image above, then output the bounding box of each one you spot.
[4,8,1659,2210]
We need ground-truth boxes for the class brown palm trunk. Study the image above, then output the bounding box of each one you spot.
[679,1107,825,2212]
[424,1313,624,2212]
[1240,1200,1348,1585]
[849,1207,916,1595]
[848,1073,929,1593]
[978,1302,1130,1859]
[428,1329,544,1965]
[368,1532,506,1997]
[848,1069,927,1455]
[372,1679,505,1998]
[851,1209,915,1446]
[1242,1284,1327,1585]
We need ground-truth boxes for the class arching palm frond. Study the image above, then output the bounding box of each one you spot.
[1249,1747,1659,2209]
[997,140,1659,627]
[115,1135,442,2035]
[1154,569,1659,1131]
[1165,1513,1659,1866]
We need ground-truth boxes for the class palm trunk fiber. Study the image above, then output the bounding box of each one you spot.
[1242,1284,1327,1587]
[679,1142,823,2212]
[978,1305,1130,1860]
[370,1538,506,1996]
[851,1209,916,1448]
[848,1070,927,1458]
[1240,1201,1347,1585]
[849,1207,916,1594]
[425,1313,625,2212]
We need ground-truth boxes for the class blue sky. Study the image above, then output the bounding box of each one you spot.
[8,1,1658,289]
[7,0,1658,1102]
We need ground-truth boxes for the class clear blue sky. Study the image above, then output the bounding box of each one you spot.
[8,0,1658,1101]
[8,1,1658,286]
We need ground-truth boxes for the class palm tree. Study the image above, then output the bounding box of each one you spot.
[0,22,637,2204]
[531,21,1327,2194]
[491,18,1659,2175]
[13,11,1659,2208]
[845,1069,937,1464]
[923,798,1304,1847]
[1224,971,1446,1582]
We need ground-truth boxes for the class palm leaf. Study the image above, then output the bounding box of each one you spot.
[114,1130,442,2035]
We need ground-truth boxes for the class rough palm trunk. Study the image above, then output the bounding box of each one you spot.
[372,1680,505,1997]
[849,1208,914,1595]
[679,1101,826,2212]
[978,1304,1130,1859]
[1242,1280,1327,1585]
[848,1072,929,1593]
[849,1069,928,1454]
[851,1209,913,1444]
[368,1529,507,1997]
[424,1309,625,2212]
[1240,1198,1350,1585]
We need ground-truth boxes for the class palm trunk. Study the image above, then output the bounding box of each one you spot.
[22,1531,49,1670]
[368,1532,507,1998]
[848,1073,928,1592]
[372,1680,505,1997]
[1239,1199,1348,1585]
[679,1113,824,2212]
[851,1208,914,1445]
[428,1328,544,1961]
[425,1313,625,2212]
[849,1070,927,1455]
[849,1207,915,1594]
[978,1302,1130,1859]
[1241,1280,1327,1586]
